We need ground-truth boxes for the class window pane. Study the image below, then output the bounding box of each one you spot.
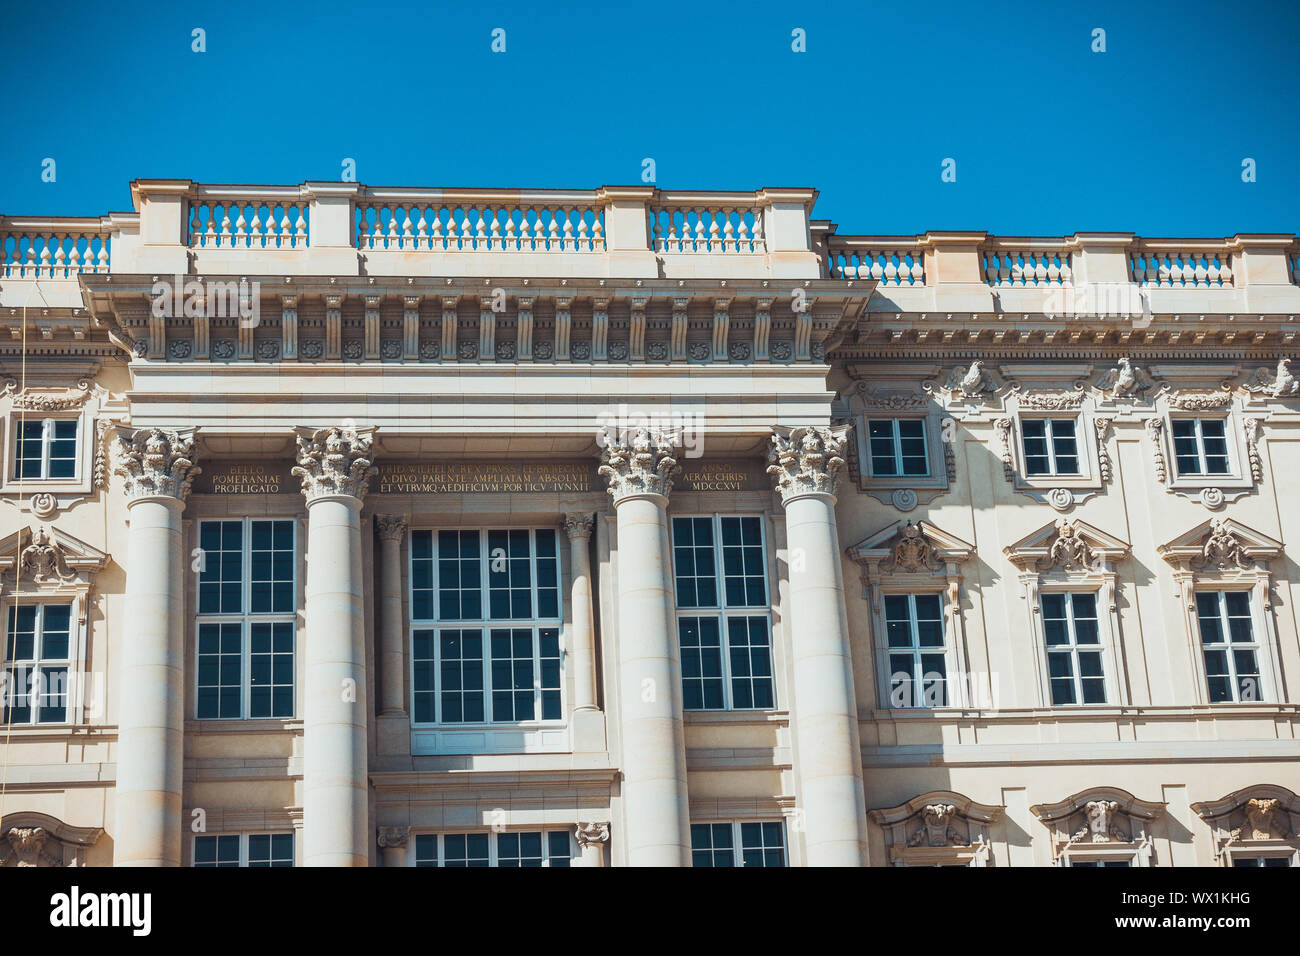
[439,629,484,722]
[679,617,724,710]
[727,616,774,710]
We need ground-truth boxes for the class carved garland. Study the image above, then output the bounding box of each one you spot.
[1094,417,1113,483]
[1244,418,1263,482]
[993,418,1014,482]
[1145,418,1167,485]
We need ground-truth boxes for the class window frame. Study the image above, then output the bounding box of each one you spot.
[192,831,296,867]
[880,591,952,709]
[1019,417,1082,478]
[871,584,971,711]
[670,513,776,712]
[1038,590,1113,707]
[0,399,100,498]
[408,829,575,867]
[407,526,567,730]
[1009,409,1102,491]
[865,417,930,479]
[689,819,788,868]
[1,600,80,727]
[192,517,299,722]
[1161,411,1250,491]
[1192,588,1271,704]
[11,416,80,481]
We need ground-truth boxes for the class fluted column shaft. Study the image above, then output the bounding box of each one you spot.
[599,429,691,866]
[112,427,200,867]
[768,426,868,866]
[376,515,408,715]
[294,425,377,866]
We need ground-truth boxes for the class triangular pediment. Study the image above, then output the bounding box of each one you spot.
[0,524,110,583]
[848,519,974,574]
[1158,517,1282,571]
[1004,518,1130,572]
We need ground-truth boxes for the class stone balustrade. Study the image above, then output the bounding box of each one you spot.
[981,240,1073,287]
[355,196,606,253]
[2,181,1298,315]
[648,198,765,254]
[1,218,112,279]
[825,238,925,285]
[1130,241,1234,288]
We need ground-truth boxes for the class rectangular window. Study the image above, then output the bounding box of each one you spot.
[194,832,294,867]
[195,518,297,720]
[884,593,947,708]
[671,516,774,711]
[867,419,929,477]
[409,528,563,726]
[13,418,78,480]
[1041,592,1106,705]
[1021,419,1080,476]
[1070,858,1131,867]
[413,830,571,867]
[3,603,73,724]
[1233,856,1291,867]
[1196,591,1262,702]
[1172,419,1230,475]
[690,821,787,867]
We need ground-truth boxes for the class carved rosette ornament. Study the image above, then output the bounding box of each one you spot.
[376,826,410,850]
[1191,518,1254,571]
[111,426,201,501]
[291,426,378,502]
[575,822,610,847]
[563,512,594,540]
[766,425,848,502]
[375,514,408,542]
[597,427,681,502]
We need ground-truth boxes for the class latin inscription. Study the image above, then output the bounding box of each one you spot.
[376,462,599,494]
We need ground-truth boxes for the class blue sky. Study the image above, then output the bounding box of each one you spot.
[2,0,1297,236]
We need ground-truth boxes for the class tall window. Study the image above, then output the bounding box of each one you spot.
[1021,419,1079,476]
[884,593,947,708]
[194,832,294,867]
[671,515,774,711]
[1042,592,1106,704]
[2,603,72,724]
[868,419,928,477]
[690,821,787,867]
[1233,856,1291,867]
[409,529,562,725]
[1196,591,1262,702]
[195,519,297,720]
[413,831,572,867]
[1172,419,1230,475]
[14,418,78,480]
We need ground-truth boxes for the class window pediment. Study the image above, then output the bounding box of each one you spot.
[1191,785,1300,865]
[869,790,1005,866]
[1033,787,1166,864]
[1,811,103,867]
[0,524,109,590]
[1004,518,1130,574]
[1157,517,1282,572]
[848,519,974,576]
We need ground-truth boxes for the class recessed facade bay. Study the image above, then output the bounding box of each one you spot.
[0,180,1298,866]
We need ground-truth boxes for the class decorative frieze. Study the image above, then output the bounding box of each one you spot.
[597,427,681,501]
[291,425,378,502]
[766,425,848,501]
[111,426,201,501]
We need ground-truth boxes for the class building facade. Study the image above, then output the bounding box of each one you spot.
[1,180,1298,866]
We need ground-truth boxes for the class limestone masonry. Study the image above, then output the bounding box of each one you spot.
[0,179,1298,866]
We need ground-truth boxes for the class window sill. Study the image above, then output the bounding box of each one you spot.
[684,709,789,724]
[186,718,304,734]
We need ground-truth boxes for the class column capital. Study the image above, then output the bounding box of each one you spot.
[376,826,409,849]
[597,427,681,503]
[575,821,610,847]
[111,426,201,502]
[563,512,595,540]
[291,425,378,503]
[375,514,408,542]
[766,424,850,503]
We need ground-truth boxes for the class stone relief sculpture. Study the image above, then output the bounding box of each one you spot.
[1191,518,1254,571]
[1245,358,1299,398]
[1095,357,1159,399]
[907,804,967,847]
[1071,800,1129,843]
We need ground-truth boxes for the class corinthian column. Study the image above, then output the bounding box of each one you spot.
[112,426,201,867]
[375,515,408,716]
[767,425,867,866]
[563,512,605,752]
[598,428,691,866]
[292,425,377,866]
[377,826,409,867]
